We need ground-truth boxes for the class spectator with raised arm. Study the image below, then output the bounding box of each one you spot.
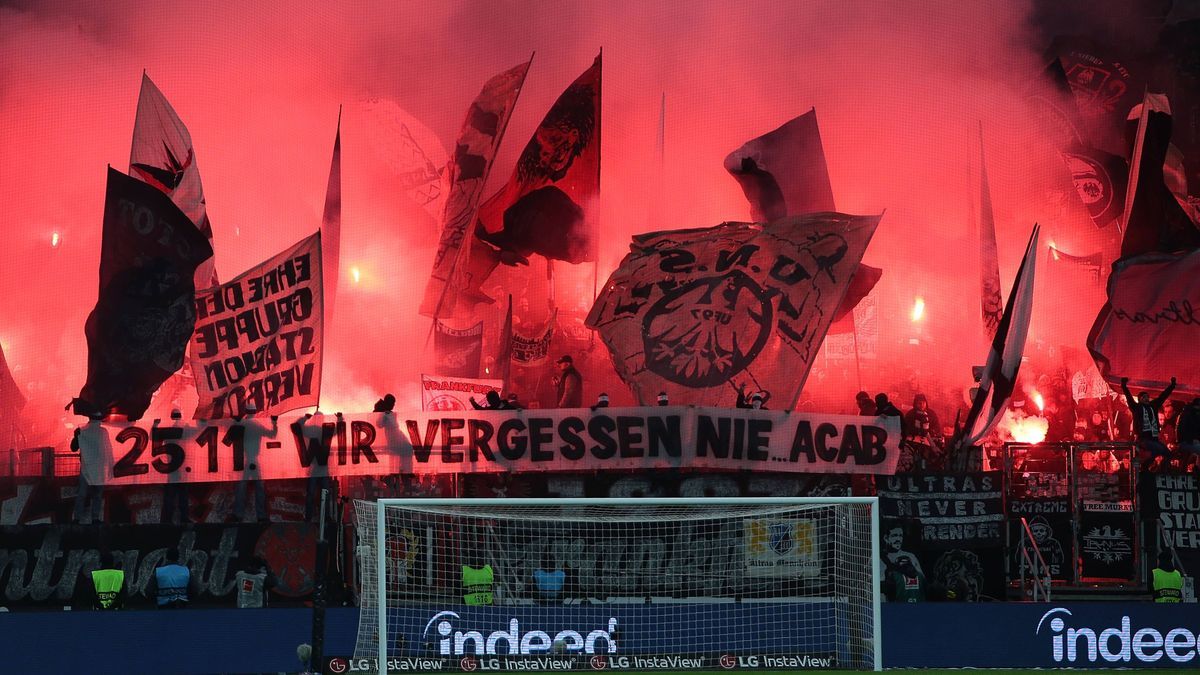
[1121,376,1176,460]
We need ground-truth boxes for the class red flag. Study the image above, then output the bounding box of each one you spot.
[1120,93,1200,257]
[190,234,323,419]
[1088,250,1200,397]
[421,58,532,318]
[587,213,881,407]
[830,264,882,325]
[321,111,342,324]
[74,169,214,420]
[130,73,217,287]
[979,129,1003,339]
[459,53,602,308]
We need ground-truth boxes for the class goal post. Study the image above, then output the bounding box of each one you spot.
[354,497,882,673]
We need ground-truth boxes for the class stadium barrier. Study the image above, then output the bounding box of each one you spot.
[4,602,1200,673]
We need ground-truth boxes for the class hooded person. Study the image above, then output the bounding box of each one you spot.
[856,391,876,416]
[553,355,583,408]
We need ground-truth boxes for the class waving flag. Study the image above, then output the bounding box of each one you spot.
[0,340,25,416]
[434,320,483,378]
[1120,93,1200,257]
[321,112,342,324]
[978,128,1003,339]
[454,54,602,309]
[1088,250,1200,397]
[587,213,881,407]
[420,58,532,318]
[130,73,216,286]
[957,226,1040,447]
[724,109,836,221]
[725,109,878,325]
[73,169,213,420]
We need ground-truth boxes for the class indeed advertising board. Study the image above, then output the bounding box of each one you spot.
[886,602,1200,669]
[375,604,849,663]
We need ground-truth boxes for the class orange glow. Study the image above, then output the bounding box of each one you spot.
[910,296,925,322]
[350,266,361,284]
[998,408,1049,444]
[1010,416,1048,443]
[50,231,60,247]
[1031,390,1045,412]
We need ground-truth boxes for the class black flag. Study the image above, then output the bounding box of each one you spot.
[73,168,213,420]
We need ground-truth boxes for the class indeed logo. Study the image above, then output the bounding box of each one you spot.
[1037,607,1198,664]
[422,611,618,656]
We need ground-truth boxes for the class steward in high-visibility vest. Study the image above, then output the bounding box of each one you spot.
[91,552,125,610]
[462,564,494,605]
[1152,552,1183,603]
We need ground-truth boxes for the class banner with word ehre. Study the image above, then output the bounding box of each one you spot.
[77,407,901,485]
[190,233,322,419]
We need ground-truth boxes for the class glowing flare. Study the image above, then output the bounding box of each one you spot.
[910,296,925,322]
[50,231,60,247]
[1048,239,1059,261]
[1009,416,1048,444]
[1031,390,1045,412]
[350,266,361,284]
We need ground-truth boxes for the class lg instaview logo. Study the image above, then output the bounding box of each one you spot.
[1037,607,1199,664]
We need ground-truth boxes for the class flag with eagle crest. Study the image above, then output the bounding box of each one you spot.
[587,213,880,407]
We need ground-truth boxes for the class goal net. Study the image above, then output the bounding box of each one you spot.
[353,497,881,673]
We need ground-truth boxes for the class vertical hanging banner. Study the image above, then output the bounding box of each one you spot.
[511,310,556,364]
[587,213,881,407]
[433,320,483,378]
[420,375,504,411]
[190,233,323,419]
[1079,501,1136,580]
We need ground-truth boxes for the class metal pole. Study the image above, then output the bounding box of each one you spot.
[311,488,329,670]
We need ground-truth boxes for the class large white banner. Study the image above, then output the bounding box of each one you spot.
[77,407,902,485]
[190,233,323,419]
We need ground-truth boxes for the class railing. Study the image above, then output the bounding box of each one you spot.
[1018,516,1052,601]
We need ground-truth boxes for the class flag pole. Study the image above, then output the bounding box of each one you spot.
[849,317,864,393]
[590,48,603,346]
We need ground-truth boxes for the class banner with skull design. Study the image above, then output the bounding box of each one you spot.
[587,213,882,407]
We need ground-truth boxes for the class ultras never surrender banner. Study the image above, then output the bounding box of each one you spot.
[77,407,901,485]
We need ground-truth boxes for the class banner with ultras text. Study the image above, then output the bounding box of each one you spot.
[77,407,901,485]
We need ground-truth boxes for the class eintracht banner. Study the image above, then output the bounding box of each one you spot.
[587,214,881,407]
[76,407,902,485]
[421,375,503,411]
[190,233,323,419]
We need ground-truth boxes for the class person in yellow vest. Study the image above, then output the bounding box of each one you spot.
[462,559,494,605]
[1152,551,1183,603]
[91,552,125,610]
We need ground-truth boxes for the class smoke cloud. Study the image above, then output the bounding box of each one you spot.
[0,0,1115,444]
